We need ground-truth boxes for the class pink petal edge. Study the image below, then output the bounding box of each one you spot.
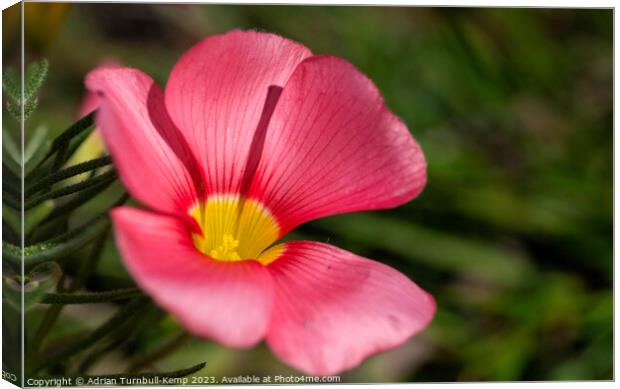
[247,55,427,235]
[266,241,436,375]
[85,67,199,216]
[112,207,274,347]
[165,29,312,195]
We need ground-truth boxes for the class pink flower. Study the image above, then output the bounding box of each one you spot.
[86,30,435,375]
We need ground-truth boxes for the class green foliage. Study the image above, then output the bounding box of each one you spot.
[4,214,109,268]
[2,68,20,101]
[2,58,49,121]
[25,155,112,197]
[25,59,49,102]
[3,262,62,311]
[25,169,117,210]
[33,297,151,373]
[41,288,143,305]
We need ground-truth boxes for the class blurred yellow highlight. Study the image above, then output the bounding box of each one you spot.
[64,130,108,184]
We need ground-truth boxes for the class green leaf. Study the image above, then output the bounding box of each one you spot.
[25,156,112,197]
[2,130,20,165]
[24,125,50,174]
[3,59,47,123]
[2,67,20,102]
[25,169,117,210]
[41,182,121,224]
[3,214,110,268]
[2,151,22,178]
[24,59,49,101]
[5,99,21,121]
[29,111,97,175]
[2,205,20,235]
[128,331,189,373]
[49,111,96,156]
[41,288,143,305]
[34,297,151,373]
[23,96,38,120]
[23,201,54,235]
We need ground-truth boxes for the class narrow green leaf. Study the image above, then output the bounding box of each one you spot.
[49,111,96,155]
[2,131,20,164]
[34,297,151,373]
[2,205,20,235]
[25,139,52,176]
[24,59,49,101]
[23,96,38,120]
[3,59,46,123]
[5,100,21,121]
[2,67,20,102]
[3,214,110,268]
[41,288,143,305]
[29,112,97,178]
[41,181,120,223]
[2,152,22,178]
[25,169,117,210]
[128,331,190,373]
[25,156,112,197]
[24,125,49,164]
[23,201,54,235]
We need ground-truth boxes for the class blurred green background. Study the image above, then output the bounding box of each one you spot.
[6,3,613,382]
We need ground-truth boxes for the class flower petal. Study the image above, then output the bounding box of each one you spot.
[112,207,273,347]
[266,241,435,375]
[86,67,199,216]
[78,60,121,118]
[247,56,426,234]
[77,88,100,118]
[165,29,312,195]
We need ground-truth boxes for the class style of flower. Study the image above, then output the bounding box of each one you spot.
[86,30,435,375]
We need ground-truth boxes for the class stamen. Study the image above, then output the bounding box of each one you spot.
[188,195,280,264]
[209,234,241,261]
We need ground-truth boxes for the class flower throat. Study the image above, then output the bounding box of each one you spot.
[189,195,282,265]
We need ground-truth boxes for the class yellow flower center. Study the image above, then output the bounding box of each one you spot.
[209,234,241,261]
[189,195,283,265]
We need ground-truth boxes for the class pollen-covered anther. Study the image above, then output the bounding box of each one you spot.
[209,234,241,261]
